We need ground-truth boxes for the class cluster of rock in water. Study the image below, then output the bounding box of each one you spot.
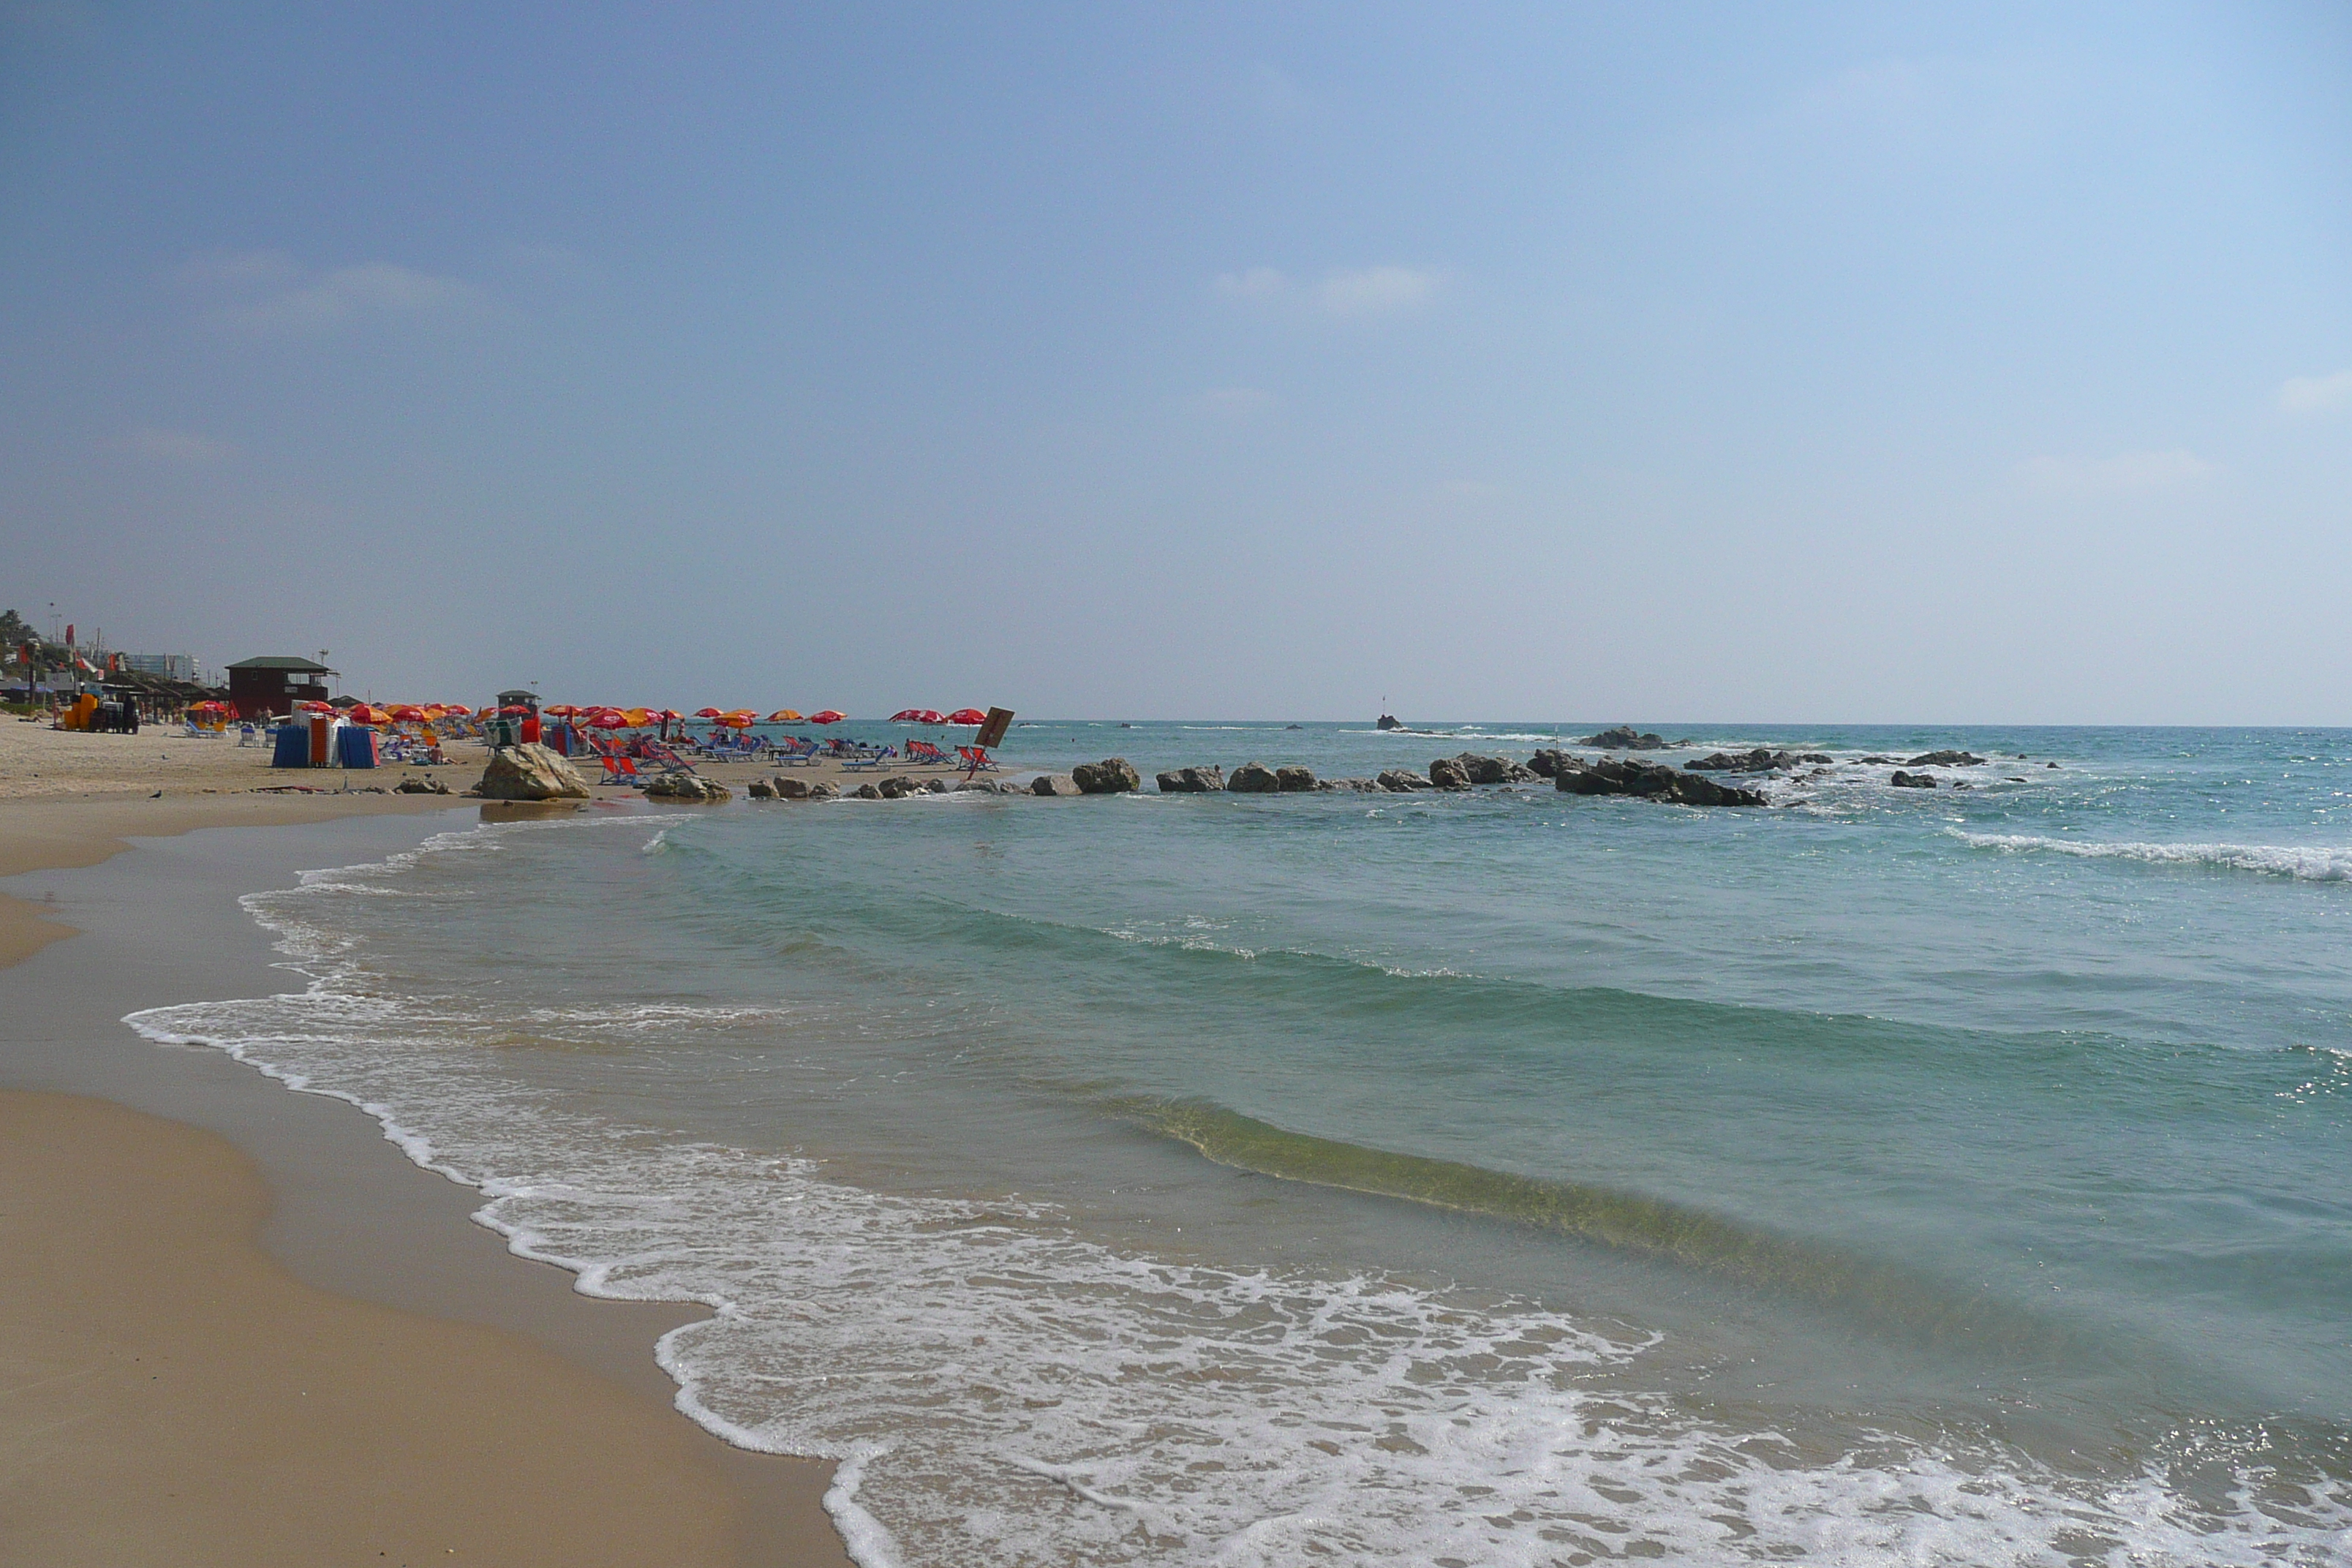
[470,734,2050,810]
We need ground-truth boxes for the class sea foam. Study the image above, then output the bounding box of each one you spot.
[1951,831,2352,882]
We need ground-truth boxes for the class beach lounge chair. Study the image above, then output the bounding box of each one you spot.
[840,745,898,772]
[905,739,951,766]
[957,745,999,776]
[599,755,642,784]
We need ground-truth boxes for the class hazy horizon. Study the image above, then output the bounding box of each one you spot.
[4,4,2348,725]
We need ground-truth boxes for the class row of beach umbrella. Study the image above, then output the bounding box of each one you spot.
[215,699,987,731]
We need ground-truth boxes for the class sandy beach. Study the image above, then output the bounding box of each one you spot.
[0,720,853,1566]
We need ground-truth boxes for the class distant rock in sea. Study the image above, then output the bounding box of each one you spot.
[1228,761,1280,793]
[1156,765,1224,793]
[1449,753,1534,785]
[1685,748,1793,772]
[1073,758,1141,794]
[1889,770,1938,789]
[1580,725,1667,750]
[1902,750,1985,768]
[1555,758,1766,807]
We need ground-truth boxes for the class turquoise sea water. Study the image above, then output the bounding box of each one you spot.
[135,723,2352,1564]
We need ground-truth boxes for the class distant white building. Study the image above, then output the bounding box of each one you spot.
[121,652,197,681]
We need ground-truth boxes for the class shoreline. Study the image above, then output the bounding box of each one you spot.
[0,789,851,1565]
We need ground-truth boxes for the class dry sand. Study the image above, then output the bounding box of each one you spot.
[0,714,480,799]
[0,767,854,1566]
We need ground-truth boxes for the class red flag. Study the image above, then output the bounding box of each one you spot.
[64,624,73,646]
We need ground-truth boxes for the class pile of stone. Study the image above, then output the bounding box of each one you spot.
[644,772,731,802]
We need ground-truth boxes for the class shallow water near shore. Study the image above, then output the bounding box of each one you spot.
[132,723,2352,1564]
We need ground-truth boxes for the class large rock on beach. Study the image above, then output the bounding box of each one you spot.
[747,779,776,799]
[1527,749,1569,778]
[807,780,840,800]
[1227,761,1280,793]
[1428,757,1473,790]
[394,776,450,794]
[1030,773,1082,796]
[1275,765,1318,792]
[876,775,920,799]
[1376,769,1428,792]
[475,743,592,801]
[1580,726,1667,750]
[1557,758,1766,807]
[1156,765,1225,793]
[1318,777,1380,792]
[771,774,811,800]
[1072,758,1142,794]
[853,783,883,799]
[1902,750,1985,768]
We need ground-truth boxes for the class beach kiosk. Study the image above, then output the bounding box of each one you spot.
[227,655,336,723]
[493,687,540,746]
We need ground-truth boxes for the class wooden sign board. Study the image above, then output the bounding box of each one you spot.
[974,706,1014,750]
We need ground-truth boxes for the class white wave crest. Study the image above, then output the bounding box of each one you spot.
[1951,832,2352,882]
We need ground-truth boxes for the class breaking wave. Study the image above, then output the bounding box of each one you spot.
[1951,832,2352,882]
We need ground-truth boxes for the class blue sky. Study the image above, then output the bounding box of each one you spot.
[4,3,2348,721]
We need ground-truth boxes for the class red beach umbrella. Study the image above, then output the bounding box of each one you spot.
[588,711,629,729]
[945,708,987,725]
[345,704,389,725]
[388,704,426,720]
[913,709,947,725]
[296,700,333,713]
[889,709,922,722]
[439,704,472,715]
[808,709,846,725]
[543,704,578,717]
[694,706,725,719]
[497,704,532,716]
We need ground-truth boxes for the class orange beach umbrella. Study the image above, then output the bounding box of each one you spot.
[767,709,804,723]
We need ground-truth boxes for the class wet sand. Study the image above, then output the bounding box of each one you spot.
[0,789,851,1566]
